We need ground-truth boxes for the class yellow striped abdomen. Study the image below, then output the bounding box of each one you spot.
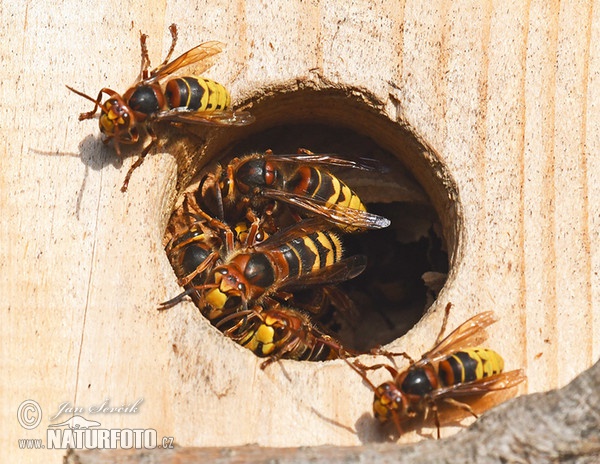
[438,348,505,386]
[279,231,343,277]
[165,76,231,113]
[287,167,367,212]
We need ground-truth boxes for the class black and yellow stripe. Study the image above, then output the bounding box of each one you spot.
[165,76,231,113]
[280,231,343,277]
[398,348,505,398]
[287,166,367,212]
[438,348,504,386]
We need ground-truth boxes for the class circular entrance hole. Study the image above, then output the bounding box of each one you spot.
[162,85,460,353]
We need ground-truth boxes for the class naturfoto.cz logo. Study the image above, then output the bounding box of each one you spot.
[17,399,174,451]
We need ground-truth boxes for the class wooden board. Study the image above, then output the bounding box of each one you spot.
[67,359,600,463]
[2,1,599,462]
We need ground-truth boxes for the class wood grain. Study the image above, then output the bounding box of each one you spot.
[2,1,599,463]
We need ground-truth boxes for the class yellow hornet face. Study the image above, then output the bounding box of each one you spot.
[205,288,228,309]
[374,382,403,423]
[244,323,276,356]
[99,97,137,143]
[205,268,245,311]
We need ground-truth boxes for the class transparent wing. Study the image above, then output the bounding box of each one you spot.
[266,153,386,173]
[263,189,391,229]
[153,108,255,126]
[146,41,225,82]
[414,311,498,367]
[277,255,367,291]
[262,188,391,230]
[248,217,330,250]
[429,369,527,401]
